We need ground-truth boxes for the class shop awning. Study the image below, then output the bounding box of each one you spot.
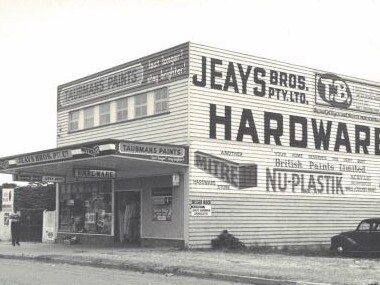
[0,139,188,183]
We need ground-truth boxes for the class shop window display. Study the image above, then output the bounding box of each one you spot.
[151,187,172,221]
[59,181,112,235]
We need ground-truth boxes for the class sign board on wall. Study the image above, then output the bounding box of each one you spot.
[2,189,13,207]
[172,173,180,186]
[190,199,212,216]
[119,142,188,164]
[57,43,189,110]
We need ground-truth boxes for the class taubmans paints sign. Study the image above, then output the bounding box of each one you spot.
[58,43,189,110]
[119,142,188,164]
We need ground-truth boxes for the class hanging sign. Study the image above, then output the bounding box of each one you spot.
[13,173,65,183]
[74,169,116,179]
[13,173,43,182]
[42,176,65,183]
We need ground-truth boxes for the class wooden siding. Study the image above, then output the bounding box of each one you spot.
[188,43,380,248]
[57,79,189,146]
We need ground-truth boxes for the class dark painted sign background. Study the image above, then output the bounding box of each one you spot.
[58,43,189,110]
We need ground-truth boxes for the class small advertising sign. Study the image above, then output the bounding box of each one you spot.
[172,173,180,187]
[4,213,10,226]
[74,169,116,179]
[119,142,187,164]
[2,189,13,207]
[190,199,212,216]
[13,173,65,183]
[42,176,65,183]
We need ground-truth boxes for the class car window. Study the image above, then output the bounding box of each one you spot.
[373,223,380,232]
[357,221,371,231]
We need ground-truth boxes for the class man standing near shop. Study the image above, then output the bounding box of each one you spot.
[9,207,21,246]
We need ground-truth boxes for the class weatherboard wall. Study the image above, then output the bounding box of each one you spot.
[187,43,380,248]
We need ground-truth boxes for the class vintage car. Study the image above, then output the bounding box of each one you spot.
[330,218,380,255]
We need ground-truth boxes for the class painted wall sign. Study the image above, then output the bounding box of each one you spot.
[209,104,380,156]
[58,43,189,110]
[74,169,116,179]
[59,64,143,107]
[315,73,380,115]
[266,150,377,194]
[266,168,344,194]
[194,151,257,189]
[119,142,187,164]
[192,56,308,106]
[190,199,212,216]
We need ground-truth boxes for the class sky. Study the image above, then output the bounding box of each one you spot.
[0,0,379,184]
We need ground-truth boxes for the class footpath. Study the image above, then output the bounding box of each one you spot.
[0,242,379,285]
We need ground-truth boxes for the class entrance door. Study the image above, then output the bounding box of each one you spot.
[20,209,43,242]
[114,191,141,245]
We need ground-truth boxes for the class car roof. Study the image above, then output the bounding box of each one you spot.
[361,218,380,223]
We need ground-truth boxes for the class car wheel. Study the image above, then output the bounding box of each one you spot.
[333,244,346,256]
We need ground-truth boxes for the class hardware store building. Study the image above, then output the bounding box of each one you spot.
[1,42,380,248]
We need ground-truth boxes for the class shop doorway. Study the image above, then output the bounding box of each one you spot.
[114,191,141,245]
[19,209,43,242]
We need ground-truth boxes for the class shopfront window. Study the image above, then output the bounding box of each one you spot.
[151,187,172,221]
[59,181,112,235]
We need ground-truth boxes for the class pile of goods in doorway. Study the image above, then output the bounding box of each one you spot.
[211,230,246,250]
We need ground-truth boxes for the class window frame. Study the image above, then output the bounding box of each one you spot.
[134,93,147,118]
[116,98,128,122]
[68,110,80,131]
[83,106,95,129]
[357,221,371,232]
[154,88,169,114]
[99,102,111,125]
